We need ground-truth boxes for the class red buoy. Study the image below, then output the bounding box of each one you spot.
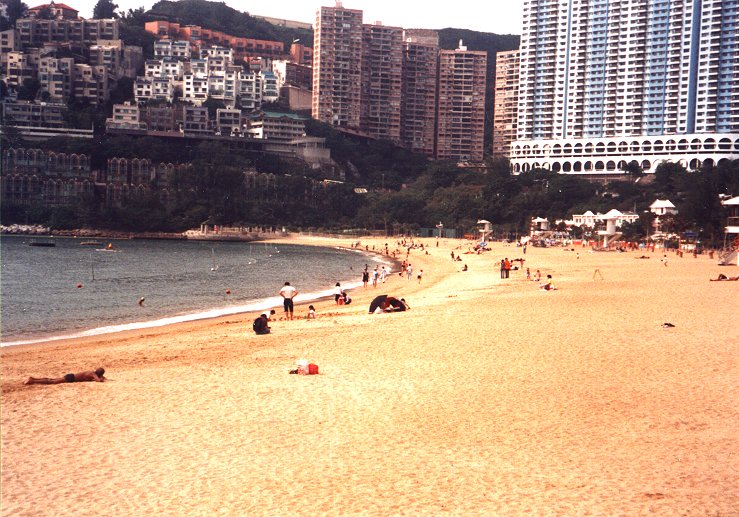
[77,283,83,288]
[225,289,231,295]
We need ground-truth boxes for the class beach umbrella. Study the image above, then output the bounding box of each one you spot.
[368,295,388,313]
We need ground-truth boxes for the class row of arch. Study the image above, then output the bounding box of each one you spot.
[1,176,94,203]
[3,149,90,170]
[512,157,733,174]
[512,136,739,158]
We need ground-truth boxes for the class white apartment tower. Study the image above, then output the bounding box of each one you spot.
[511,0,739,175]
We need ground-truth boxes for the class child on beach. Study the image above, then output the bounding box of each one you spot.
[540,274,556,291]
[307,305,316,319]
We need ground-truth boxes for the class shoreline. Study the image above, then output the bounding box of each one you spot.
[2,234,737,515]
[1,236,403,347]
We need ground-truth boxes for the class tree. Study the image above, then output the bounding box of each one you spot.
[0,0,29,31]
[93,0,119,19]
[16,78,41,101]
[622,160,644,179]
[653,161,686,195]
[35,6,55,19]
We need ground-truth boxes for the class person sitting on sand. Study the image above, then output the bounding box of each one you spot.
[710,273,739,281]
[25,368,106,385]
[253,313,271,334]
[540,274,557,291]
[307,305,316,319]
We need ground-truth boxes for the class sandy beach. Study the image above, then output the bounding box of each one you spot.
[2,235,737,516]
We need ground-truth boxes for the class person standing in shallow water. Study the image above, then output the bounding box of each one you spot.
[279,281,298,320]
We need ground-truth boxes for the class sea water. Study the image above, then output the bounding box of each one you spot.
[0,236,392,346]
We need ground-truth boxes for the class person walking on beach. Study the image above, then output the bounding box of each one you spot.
[371,267,379,287]
[500,259,506,279]
[25,368,106,385]
[417,269,424,284]
[279,281,298,320]
[380,266,387,283]
[406,264,413,280]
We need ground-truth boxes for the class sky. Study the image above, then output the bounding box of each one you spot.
[62,0,523,35]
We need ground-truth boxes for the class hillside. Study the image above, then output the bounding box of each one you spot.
[147,0,314,47]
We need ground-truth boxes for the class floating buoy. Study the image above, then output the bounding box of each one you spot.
[77,283,83,288]
[225,289,231,295]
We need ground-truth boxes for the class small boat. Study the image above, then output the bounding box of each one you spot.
[210,248,219,271]
[29,241,56,247]
[96,243,121,252]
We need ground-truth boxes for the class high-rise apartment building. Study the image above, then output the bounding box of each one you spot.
[436,42,487,162]
[312,2,363,130]
[361,23,403,143]
[401,29,439,157]
[511,0,739,175]
[492,49,519,159]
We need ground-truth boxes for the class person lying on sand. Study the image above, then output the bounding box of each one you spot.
[25,368,106,385]
[710,274,739,281]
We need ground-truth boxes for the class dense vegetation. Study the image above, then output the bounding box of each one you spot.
[3,125,738,245]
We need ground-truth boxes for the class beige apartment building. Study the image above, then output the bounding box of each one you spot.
[15,17,119,49]
[436,42,487,162]
[312,2,363,130]
[360,23,403,143]
[400,29,439,157]
[491,49,519,158]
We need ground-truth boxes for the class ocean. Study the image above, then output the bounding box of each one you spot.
[0,236,392,346]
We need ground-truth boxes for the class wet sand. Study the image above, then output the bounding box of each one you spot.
[2,235,737,515]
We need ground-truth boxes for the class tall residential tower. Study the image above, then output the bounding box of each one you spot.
[401,29,439,156]
[436,42,487,162]
[312,2,363,129]
[510,0,739,175]
[492,49,519,159]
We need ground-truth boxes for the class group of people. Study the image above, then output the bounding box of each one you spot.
[334,282,352,305]
[362,265,388,287]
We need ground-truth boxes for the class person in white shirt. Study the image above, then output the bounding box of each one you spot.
[278,281,298,320]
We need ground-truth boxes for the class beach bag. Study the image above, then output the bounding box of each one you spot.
[308,364,319,375]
